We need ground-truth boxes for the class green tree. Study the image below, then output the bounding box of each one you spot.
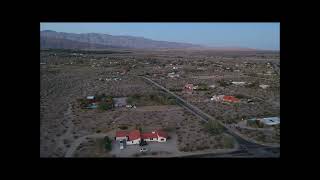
[99,101,112,110]
[205,120,224,135]
[104,136,112,151]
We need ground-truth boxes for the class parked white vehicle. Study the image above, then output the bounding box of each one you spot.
[119,140,124,150]
[140,147,148,152]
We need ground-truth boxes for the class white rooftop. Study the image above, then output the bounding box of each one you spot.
[261,117,280,125]
[86,96,95,99]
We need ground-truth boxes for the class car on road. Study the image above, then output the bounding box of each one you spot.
[140,147,148,152]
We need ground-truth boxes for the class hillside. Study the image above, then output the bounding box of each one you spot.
[40,30,204,50]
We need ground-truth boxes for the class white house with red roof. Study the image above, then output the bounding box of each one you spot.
[115,130,168,145]
[116,130,141,145]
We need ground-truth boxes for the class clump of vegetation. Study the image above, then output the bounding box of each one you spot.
[169,88,182,92]
[149,94,176,105]
[234,94,249,99]
[204,120,224,135]
[195,83,209,91]
[95,93,111,101]
[247,120,264,128]
[245,81,259,88]
[98,101,113,110]
[118,125,128,130]
[217,80,230,87]
[78,98,90,108]
[246,72,258,77]
[135,124,142,132]
[127,94,141,104]
[222,135,235,148]
[103,136,112,151]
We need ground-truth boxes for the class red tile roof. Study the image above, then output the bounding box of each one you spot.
[116,131,128,137]
[156,130,168,138]
[116,130,168,140]
[141,132,158,139]
[223,96,240,102]
[128,130,141,141]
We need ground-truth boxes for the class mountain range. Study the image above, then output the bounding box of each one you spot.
[40,30,258,51]
[40,30,207,50]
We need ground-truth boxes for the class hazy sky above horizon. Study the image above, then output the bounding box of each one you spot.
[40,23,280,50]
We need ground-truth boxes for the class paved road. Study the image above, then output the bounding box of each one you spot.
[140,76,279,157]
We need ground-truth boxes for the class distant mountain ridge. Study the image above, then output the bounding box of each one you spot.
[40,30,266,51]
[40,30,205,50]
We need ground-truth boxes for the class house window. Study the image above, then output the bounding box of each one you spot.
[161,139,164,141]
[132,141,134,143]
[150,138,153,140]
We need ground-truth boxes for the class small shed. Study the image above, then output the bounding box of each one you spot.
[113,97,128,107]
[232,82,246,85]
[86,96,96,103]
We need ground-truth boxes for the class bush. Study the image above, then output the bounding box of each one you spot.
[98,101,113,110]
[217,80,230,87]
[103,136,112,151]
[234,94,248,99]
[127,94,141,104]
[204,120,224,135]
[163,126,175,132]
[196,83,209,91]
[78,98,90,108]
[119,125,128,130]
[223,135,234,148]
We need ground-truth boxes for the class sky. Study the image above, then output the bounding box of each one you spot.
[40,23,280,50]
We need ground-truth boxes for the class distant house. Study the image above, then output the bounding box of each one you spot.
[223,96,240,103]
[86,96,96,103]
[259,84,270,89]
[232,82,246,85]
[113,97,127,108]
[115,131,128,141]
[184,84,193,94]
[260,117,280,126]
[185,84,193,90]
[127,130,141,145]
[247,117,280,126]
[193,85,199,90]
[115,130,168,147]
[211,95,224,101]
[141,130,168,142]
[211,95,240,103]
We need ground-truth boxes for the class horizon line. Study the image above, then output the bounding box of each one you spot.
[40,30,279,51]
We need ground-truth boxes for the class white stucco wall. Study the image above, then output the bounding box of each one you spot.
[116,137,127,141]
[157,137,166,142]
[144,138,158,142]
[126,138,141,145]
